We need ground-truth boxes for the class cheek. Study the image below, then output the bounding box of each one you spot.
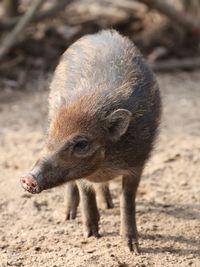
[68,149,105,179]
[83,149,105,171]
[92,148,105,166]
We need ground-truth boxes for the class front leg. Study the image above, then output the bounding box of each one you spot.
[65,181,80,220]
[120,166,143,253]
[77,180,100,238]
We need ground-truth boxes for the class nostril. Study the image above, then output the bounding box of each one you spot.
[21,177,37,188]
[21,178,26,184]
[30,180,37,188]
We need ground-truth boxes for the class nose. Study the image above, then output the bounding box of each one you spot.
[20,174,39,193]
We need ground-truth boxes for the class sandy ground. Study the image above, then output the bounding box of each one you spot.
[0,71,200,267]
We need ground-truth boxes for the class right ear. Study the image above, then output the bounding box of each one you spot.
[104,109,132,142]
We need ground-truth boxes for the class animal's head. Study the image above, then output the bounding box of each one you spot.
[20,99,131,194]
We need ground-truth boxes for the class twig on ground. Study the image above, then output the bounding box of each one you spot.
[0,0,73,30]
[103,0,146,13]
[0,0,46,61]
[36,0,73,20]
[0,55,23,70]
[150,57,200,72]
[148,46,169,62]
[3,0,19,17]
[138,0,200,37]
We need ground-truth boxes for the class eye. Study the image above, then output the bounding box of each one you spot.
[73,139,89,153]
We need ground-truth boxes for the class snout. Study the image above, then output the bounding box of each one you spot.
[20,174,42,194]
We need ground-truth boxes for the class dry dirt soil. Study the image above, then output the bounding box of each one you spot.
[0,71,200,267]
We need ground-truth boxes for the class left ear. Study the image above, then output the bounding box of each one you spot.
[104,109,132,142]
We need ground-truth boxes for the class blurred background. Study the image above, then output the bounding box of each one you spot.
[0,0,200,87]
[0,1,200,267]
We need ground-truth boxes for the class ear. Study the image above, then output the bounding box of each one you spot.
[105,109,132,142]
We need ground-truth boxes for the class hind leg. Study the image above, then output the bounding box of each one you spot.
[95,182,114,209]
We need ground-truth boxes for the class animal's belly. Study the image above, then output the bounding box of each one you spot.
[85,167,131,183]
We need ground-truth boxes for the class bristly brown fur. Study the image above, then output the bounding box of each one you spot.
[22,30,161,252]
[48,30,161,159]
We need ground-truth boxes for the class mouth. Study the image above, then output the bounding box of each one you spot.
[20,175,42,194]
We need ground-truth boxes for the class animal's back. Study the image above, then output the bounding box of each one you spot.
[50,30,157,113]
